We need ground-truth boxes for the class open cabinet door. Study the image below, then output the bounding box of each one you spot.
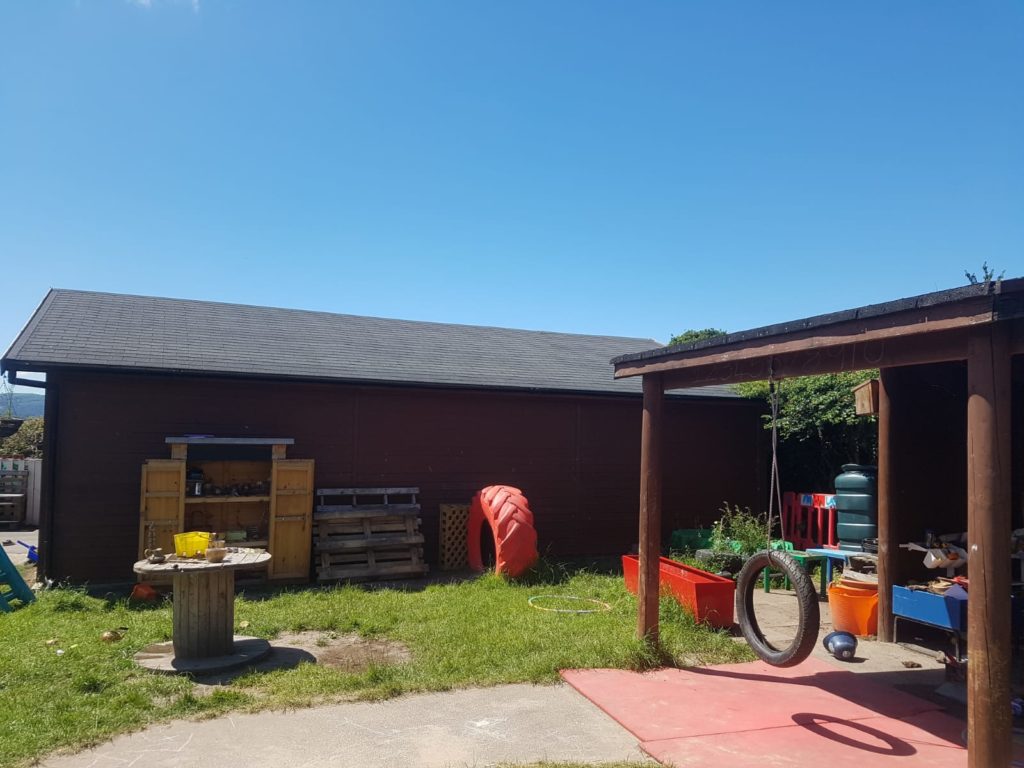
[269,459,314,580]
[138,459,185,561]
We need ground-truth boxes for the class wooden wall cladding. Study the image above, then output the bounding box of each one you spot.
[49,371,763,583]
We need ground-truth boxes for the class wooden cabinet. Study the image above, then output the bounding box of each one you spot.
[138,438,314,583]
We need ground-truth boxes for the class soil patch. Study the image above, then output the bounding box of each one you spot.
[272,630,411,671]
[188,631,411,687]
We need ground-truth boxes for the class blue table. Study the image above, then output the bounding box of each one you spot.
[804,548,866,589]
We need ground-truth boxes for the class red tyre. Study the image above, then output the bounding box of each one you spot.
[467,485,539,578]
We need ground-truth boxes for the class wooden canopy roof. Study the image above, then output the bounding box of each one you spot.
[622,276,1024,768]
[613,278,1024,389]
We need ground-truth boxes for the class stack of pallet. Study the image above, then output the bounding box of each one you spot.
[0,470,28,528]
[314,487,427,582]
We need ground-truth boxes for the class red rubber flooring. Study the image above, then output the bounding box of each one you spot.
[562,658,975,767]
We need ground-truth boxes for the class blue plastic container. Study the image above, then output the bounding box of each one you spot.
[892,585,967,632]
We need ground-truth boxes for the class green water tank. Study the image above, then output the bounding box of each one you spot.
[834,464,877,552]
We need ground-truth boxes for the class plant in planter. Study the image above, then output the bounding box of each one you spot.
[695,503,769,576]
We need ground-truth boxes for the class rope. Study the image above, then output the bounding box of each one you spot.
[527,595,612,614]
[766,369,785,550]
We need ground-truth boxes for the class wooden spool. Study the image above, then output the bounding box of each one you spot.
[172,570,235,659]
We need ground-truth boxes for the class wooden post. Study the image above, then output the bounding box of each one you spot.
[638,374,664,643]
[39,373,60,582]
[876,367,896,642]
[966,323,1012,768]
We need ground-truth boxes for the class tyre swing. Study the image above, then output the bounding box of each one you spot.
[734,376,820,667]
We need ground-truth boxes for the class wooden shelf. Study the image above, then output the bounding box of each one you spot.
[185,496,271,505]
[142,451,314,584]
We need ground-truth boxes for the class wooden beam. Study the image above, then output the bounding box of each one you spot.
[658,329,971,391]
[615,297,992,380]
[1011,318,1024,355]
[966,322,1012,768]
[637,373,664,644]
[876,368,897,642]
[38,373,60,582]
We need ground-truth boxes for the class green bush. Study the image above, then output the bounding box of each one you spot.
[708,503,768,556]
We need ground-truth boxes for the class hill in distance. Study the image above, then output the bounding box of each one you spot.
[4,392,44,418]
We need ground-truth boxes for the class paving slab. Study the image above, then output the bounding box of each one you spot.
[561,658,979,767]
[40,683,652,768]
[562,658,941,742]
[642,710,969,767]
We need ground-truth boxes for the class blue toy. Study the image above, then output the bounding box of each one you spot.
[17,541,38,564]
[822,630,858,661]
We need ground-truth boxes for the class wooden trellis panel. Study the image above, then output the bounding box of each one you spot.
[439,503,470,571]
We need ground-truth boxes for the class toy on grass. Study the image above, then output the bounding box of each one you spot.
[467,485,538,578]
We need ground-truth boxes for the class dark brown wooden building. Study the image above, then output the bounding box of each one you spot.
[2,289,763,584]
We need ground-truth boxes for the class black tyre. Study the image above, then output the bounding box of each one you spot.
[735,550,820,667]
[695,549,744,574]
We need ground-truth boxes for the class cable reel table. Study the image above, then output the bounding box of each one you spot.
[133,550,272,675]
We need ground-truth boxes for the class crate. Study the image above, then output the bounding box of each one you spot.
[892,585,967,632]
[174,531,212,558]
[669,528,712,552]
[314,487,427,583]
[0,470,28,495]
[0,494,26,526]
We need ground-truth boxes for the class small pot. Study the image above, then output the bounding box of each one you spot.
[205,546,228,564]
[145,548,166,564]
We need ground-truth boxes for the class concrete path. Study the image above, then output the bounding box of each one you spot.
[753,586,951,696]
[41,684,651,768]
[1,529,36,566]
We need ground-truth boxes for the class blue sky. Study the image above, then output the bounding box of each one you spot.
[1,1,1021,369]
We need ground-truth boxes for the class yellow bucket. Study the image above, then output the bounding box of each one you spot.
[174,531,212,557]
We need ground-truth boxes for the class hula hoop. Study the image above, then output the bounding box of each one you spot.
[527,594,612,614]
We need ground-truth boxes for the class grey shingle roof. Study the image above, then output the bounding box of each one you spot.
[2,289,739,398]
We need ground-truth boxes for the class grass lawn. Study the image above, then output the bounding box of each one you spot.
[0,565,751,768]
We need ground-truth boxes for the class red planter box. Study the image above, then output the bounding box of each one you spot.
[622,555,736,629]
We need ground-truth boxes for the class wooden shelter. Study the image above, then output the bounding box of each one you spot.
[613,279,1024,768]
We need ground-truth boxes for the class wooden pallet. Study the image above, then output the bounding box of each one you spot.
[0,470,27,526]
[314,487,427,582]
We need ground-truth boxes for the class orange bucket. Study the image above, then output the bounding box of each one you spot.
[828,583,879,637]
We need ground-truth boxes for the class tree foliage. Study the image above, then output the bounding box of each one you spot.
[0,417,44,458]
[737,372,877,491]
[669,328,727,346]
[669,329,877,491]
[965,261,1004,286]
[736,372,877,441]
